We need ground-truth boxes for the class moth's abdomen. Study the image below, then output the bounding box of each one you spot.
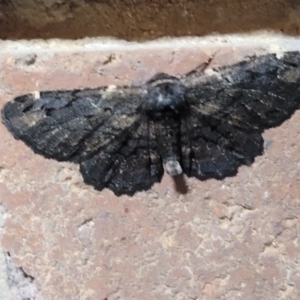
[152,110,183,176]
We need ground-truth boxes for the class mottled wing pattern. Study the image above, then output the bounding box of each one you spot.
[181,52,300,179]
[2,88,141,162]
[80,119,163,195]
[180,109,264,179]
[2,86,163,194]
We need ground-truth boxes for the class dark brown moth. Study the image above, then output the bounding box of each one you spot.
[2,52,300,195]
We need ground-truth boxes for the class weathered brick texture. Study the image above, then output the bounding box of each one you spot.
[1,36,300,299]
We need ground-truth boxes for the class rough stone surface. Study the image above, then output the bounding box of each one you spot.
[0,203,10,300]
[0,0,300,40]
[1,36,300,299]
[6,252,43,300]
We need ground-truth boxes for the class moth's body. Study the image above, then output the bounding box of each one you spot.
[2,51,300,195]
[145,76,186,176]
[150,108,183,176]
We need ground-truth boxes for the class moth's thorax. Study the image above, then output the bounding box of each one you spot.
[143,78,185,113]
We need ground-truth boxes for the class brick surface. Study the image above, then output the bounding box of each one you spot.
[1,36,300,299]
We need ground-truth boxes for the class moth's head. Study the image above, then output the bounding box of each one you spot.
[143,73,185,112]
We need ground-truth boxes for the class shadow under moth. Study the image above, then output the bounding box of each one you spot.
[2,52,300,195]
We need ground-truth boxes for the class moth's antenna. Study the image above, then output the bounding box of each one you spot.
[183,52,218,80]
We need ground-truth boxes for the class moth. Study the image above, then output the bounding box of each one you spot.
[2,52,300,195]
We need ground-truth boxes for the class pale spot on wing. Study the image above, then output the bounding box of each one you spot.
[31,91,40,100]
[106,85,117,91]
[280,68,300,83]
[195,103,221,115]
[98,85,119,98]
[20,111,44,127]
[205,68,222,79]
